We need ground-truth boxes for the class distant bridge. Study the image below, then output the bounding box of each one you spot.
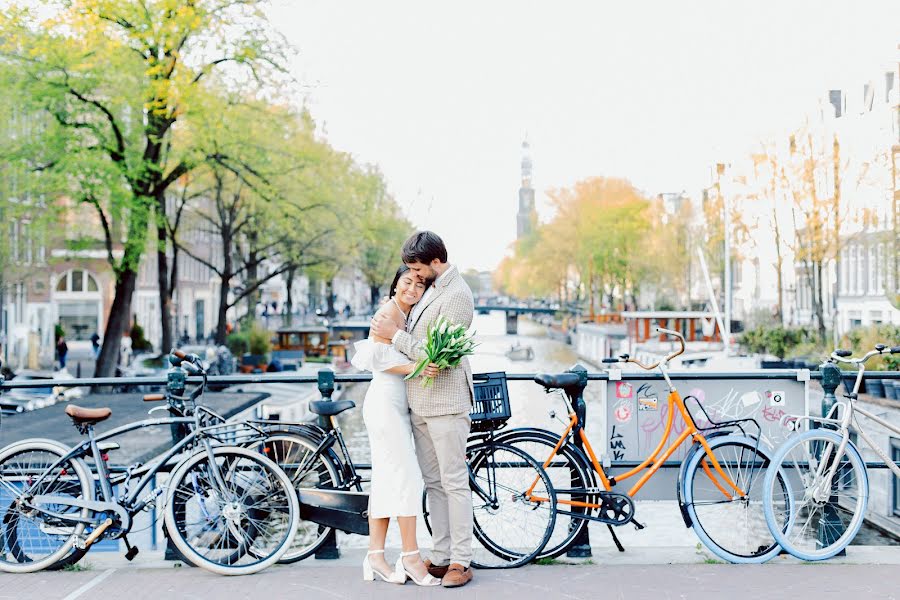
[475,304,580,334]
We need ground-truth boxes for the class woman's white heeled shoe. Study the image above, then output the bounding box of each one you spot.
[363,550,406,584]
[396,550,442,587]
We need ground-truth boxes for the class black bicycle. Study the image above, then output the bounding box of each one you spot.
[0,351,299,576]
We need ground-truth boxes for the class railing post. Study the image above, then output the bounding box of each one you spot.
[164,359,188,561]
[314,368,341,560]
[818,359,846,556]
[565,363,592,558]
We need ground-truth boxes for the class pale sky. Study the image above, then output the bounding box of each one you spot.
[266,0,900,272]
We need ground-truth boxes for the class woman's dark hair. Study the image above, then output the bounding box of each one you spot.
[389,265,434,299]
[401,231,447,265]
[388,265,410,299]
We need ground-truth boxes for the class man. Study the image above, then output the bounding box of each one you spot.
[56,336,69,370]
[90,332,101,360]
[370,231,475,588]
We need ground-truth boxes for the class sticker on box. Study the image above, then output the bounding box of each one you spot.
[614,399,633,424]
[638,396,658,411]
[615,382,634,398]
[767,390,785,407]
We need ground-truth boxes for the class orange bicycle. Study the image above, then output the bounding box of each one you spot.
[498,327,789,563]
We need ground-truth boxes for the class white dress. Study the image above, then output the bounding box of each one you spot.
[351,338,423,518]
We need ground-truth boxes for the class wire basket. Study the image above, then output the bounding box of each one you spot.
[470,372,511,432]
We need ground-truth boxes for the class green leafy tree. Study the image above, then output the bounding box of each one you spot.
[0,0,289,376]
[354,169,413,310]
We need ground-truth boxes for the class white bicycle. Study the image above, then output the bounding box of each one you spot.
[762,343,900,561]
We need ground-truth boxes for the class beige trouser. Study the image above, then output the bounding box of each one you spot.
[410,410,473,568]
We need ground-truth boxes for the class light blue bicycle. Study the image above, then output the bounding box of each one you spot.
[762,343,900,561]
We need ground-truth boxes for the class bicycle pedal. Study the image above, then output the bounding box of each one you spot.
[123,536,139,561]
[632,519,645,530]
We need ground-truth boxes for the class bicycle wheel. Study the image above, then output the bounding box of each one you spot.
[0,440,93,573]
[494,428,594,559]
[165,446,299,575]
[257,431,342,563]
[682,434,788,563]
[466,441,556,568]
[763,428,868,561]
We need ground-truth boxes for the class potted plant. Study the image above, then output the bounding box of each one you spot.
[243,324,272,369]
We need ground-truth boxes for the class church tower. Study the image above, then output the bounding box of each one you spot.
[516,139,537,239]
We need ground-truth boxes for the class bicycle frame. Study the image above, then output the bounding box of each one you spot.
[3,413,268,537]
[526,328,748,510]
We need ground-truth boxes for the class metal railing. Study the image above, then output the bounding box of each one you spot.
[2,368,898,390]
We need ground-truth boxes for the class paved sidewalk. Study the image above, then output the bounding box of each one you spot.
[4,547,900,600]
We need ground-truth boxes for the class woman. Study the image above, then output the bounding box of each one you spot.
[351,266,441,586]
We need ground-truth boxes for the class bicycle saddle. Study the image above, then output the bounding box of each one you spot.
[534,373,581,390]
[65,404,112,425]
[308,400,356,416]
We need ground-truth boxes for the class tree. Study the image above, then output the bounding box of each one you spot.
[0,0,289,376]
[174,100,338,343]
[353,168,412,310]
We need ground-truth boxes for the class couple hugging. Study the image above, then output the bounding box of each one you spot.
[351,231,475,589]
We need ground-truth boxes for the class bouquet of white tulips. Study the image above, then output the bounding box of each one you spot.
[405,315,478,388]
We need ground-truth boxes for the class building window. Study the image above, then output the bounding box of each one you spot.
[56,270,100,293]
[849,245,857,294]
[840,248,848,294]
[877,243,885,294]
[868,246,876,294]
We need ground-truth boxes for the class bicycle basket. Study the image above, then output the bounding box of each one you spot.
[470,372,511,432]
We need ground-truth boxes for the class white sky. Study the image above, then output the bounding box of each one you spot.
[266,0,900,272]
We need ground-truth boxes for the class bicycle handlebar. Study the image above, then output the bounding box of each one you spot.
[830,344,897,365]
[604,327,686,371]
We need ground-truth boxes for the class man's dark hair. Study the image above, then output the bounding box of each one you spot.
[401,231,447,265]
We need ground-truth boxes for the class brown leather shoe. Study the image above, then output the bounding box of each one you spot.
[441,563,473,588]
[424,559,449,579]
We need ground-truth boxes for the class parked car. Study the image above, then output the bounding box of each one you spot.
[0,369,84,414]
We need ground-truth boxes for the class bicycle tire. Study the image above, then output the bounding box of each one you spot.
[682,434,787,563]
[492,428,594,559]
[255,430,343,563]
[0,440,93,573]
[762,428,868,561]
[466,441,556,568]
[164,446,299,575]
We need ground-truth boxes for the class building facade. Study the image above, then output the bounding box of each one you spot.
[709,54,900,334]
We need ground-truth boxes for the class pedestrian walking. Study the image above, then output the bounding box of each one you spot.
[90,332,101,359]
[56,336,69,370]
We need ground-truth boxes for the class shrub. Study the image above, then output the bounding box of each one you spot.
[840,324,900,371]
[54,324,65,341]
[130,323,152,352]
[226,331,250,356]
[739,325,820,359]
[248,324,272,357]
